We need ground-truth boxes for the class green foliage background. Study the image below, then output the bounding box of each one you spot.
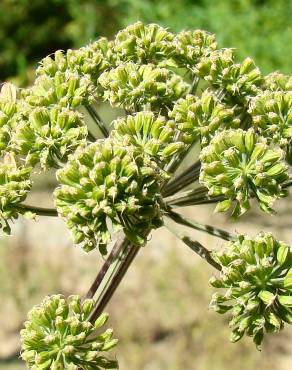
[1,0,291,85]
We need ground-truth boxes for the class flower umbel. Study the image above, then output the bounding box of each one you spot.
[54,138,168,253]
[13,106,88,169]
[210,233,292,346]
[111,111,185,162]
[20,294,118,370]
[169,91,240,146]
[199,128,289,216]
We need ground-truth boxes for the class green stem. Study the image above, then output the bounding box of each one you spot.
[283,178,292,189]
[166,209,236,241]
[89,240,140,323]
[164,187,208,206]
[85,237,127,299]
[163,160,201,197]
[166,222,221,271]
[86,105,109,138]
[18,204,58,217]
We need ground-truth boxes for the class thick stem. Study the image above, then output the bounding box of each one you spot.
[89,242,140,323]
[166,223,221,271]
[85,236,128,299]
[86,105,109,138]
[18,204,58,217]
[166,209,236,241]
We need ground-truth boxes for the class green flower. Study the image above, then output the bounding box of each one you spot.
[25,70,96,109]
[194,49,263,104]
[37,45,109,87]
[249,90,292,163]
[199,129,288,216]
[111,111,185,162]
[13,106,88,169]
[264,72,292,92]
[54,138,168,253]
[20,295,118,370]
[98,62,189,111]
[174,29,217,67]
[0,83,19,153]
[169,91,240,146]
[113,21,175,65]
[210,232,292,346]
[0,155,31,233]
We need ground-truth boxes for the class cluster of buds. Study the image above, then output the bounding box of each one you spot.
[264,72,292,92]
[20,295,118,370]
[194,49,263,105]
[0,83,19,154]
[113,22,175,66]
[249,90,292,164]
[98,62,189,111]
[210,233,292,346]
[111,111,185,161]
[13,106,88,169]
[169,91,240,146]
[54,138,168,254]
[36,46,109,89]
[0,154,31,233]
[199,129,288,216]
[25,71,96,109]
[173,29,217,68]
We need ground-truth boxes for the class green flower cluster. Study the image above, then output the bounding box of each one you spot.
[169,91,240,146]
[20,295,118,370]
[13,106,88,169]
[36,46,109,88]
[210,233,292,346]
[249,90,292,164]
[111,111,185,161]
[199,129,288,216]
[98,62,189,111]
[173,29,217,68]
[0,155,31,233]
[264,72,292,92]
[113,21,175,65]
[0,83,19,154]
[195,49,263,104]
[25,71,95,109]
[54,138,168,253]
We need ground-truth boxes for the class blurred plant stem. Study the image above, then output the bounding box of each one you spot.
[86,105,109,137]
[165,221,221,271]
[165,209,236,241]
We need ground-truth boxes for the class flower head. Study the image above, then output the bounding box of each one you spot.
[174,29,217,67]
[199,129,289,216]
[25,70,95,109]
[54,138,168,253]
[0,154,31,233]
[20,294,118,370]
[195,50,263,104]
[264,72,292,92]
[111,111,185,161]
[13,106,88,169]
[113,22,175,65]
[36,45,109,88]
[249,90,292,163]
[0,83,19,153]
[169,91,240,146]
[98,62,188,111]
[210,233,292,346]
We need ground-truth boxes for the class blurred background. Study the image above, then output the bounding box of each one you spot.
[0,0,291,369]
